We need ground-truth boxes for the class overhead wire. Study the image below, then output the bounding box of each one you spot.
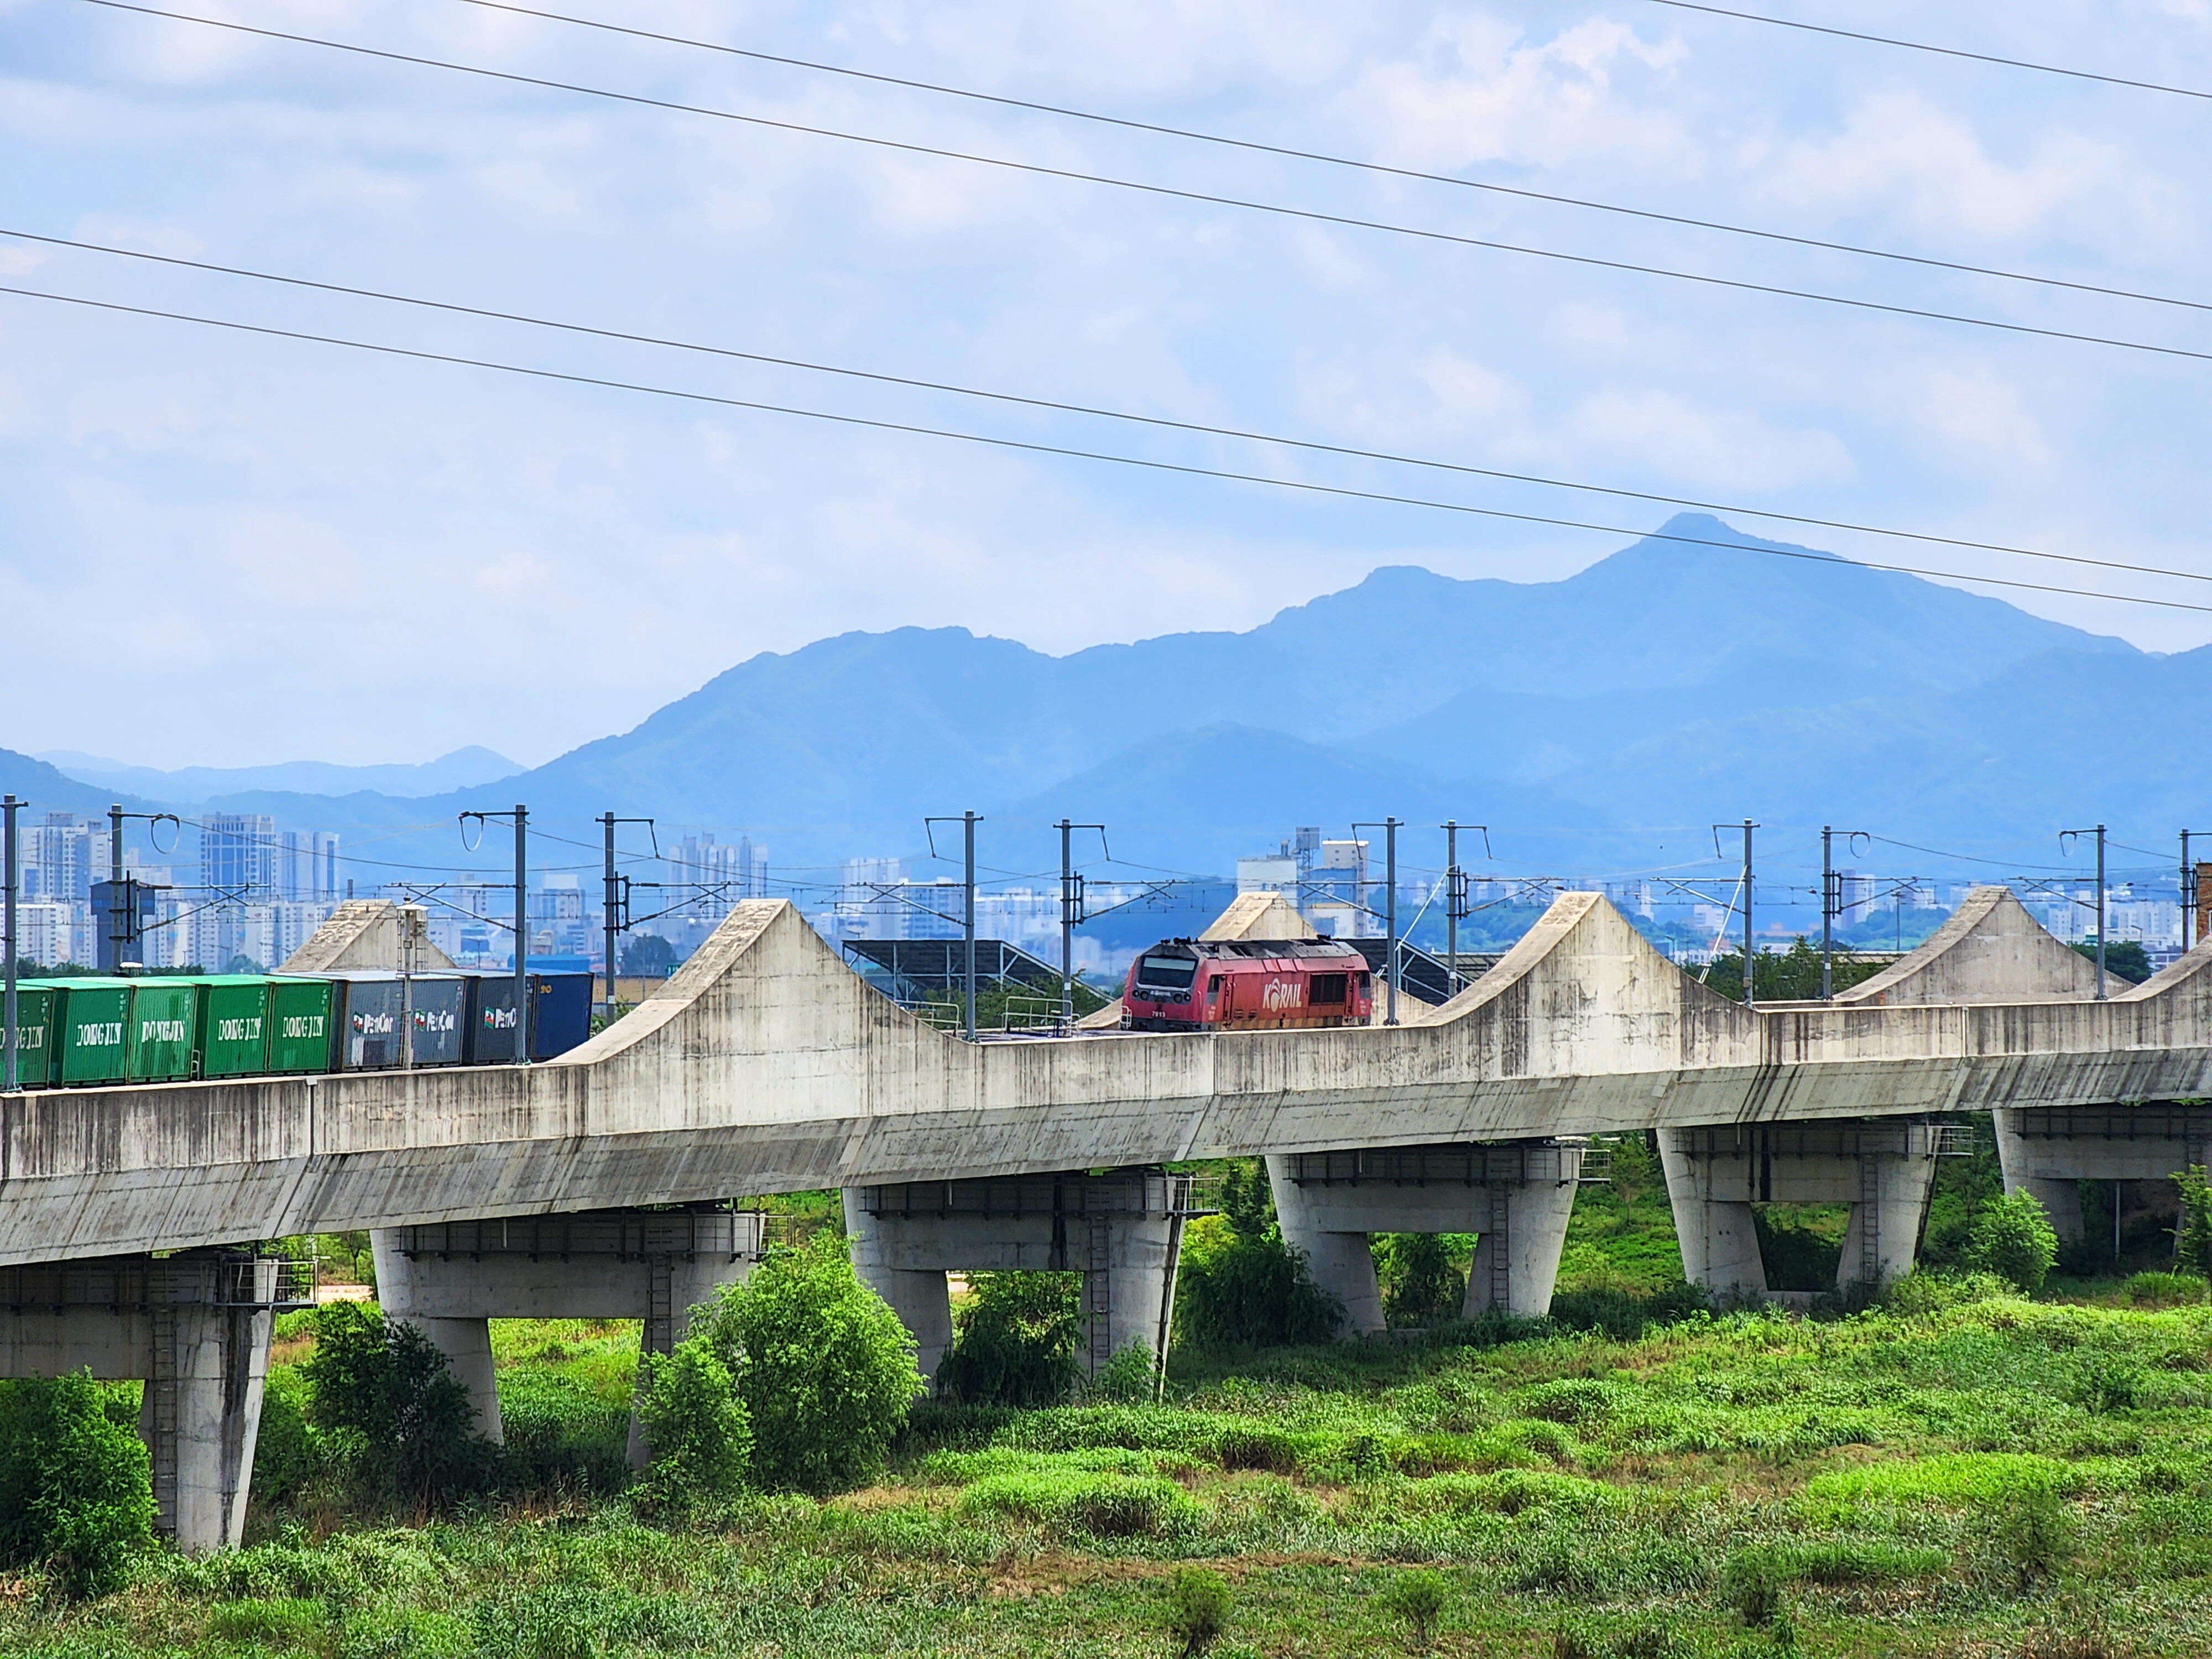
[73,2,2212,371]
[11,279,2212,618]
[444,0,2212,318]
[14,226,2210,592]
[1642,0,2212,105]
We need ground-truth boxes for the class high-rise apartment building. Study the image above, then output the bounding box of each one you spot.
[200,813,279,896]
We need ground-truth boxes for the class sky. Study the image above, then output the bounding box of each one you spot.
[4,0,2210,768]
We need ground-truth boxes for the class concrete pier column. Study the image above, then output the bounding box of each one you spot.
[1992,1110,2086,1244]
[1462,1178,1578,1318]
[2,1251,296,1555]
[1837,1146,1942,1292]
[1090,1208,1177,1368]
[371,1232,503,1443]
[1658,1130,1768,1299]
[842,1190,955,1380]
[1265,1155,1381,1334]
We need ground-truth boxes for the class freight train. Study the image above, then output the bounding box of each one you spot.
[1121,938,1374,1032]
[0,969,593,1088]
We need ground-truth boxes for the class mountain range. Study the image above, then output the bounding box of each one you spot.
[3,515,2200,886]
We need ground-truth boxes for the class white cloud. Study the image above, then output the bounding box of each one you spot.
[1562,389,1854,491]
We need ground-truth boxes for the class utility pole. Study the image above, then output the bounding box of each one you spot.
[600,813,654,1020]
[2062,823,2108,1000]
[964,810,977,1041]
[460,806,531,1061]
[2183,830,2206,954]
[515,806,529,1057]
[4,794,18,1094]
[1714,820,1760,1008]
[107,804,126,971]
[1820,826,1870,1001]
[1056,820,1105,1035]
[1440,821,1489,997]
[1355,818,1402,1025]
[1743,820,1755,1009]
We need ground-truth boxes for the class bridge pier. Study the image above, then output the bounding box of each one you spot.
[843,1171,1203,1384]
[371,1207,761,1468]
[0,1251,301,1554]
[1660,1121,1947,1298]
[1994,1104,2212,1250]
[1266,1142,1587,1332]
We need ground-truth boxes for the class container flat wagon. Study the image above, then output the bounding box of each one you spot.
[4,968,592,1086]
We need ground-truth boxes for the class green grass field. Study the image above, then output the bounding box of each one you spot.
[7,1144,2210,1657]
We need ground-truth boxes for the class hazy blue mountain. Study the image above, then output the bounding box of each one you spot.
[12,514,2183,882]
[0,748,163,821]
[42,745,521,802]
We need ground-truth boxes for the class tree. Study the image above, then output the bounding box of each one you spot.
[300,1303,496,1506]
[1376,1234,1464,1327]
[1699,938,1889,1005]
[2173,1166,2212,1279]
[0,1371,154,1598]
[1176,1223,1344,1348]
[691,1233,925,1495]
[934,1272,1083,1406]
[1966,1189,2059,1294]
[634,1334,752,1519]
[621,934,677,977]
[2072,940,2152,985]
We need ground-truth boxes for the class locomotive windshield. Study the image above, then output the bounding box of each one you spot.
[1136,954,1197,989]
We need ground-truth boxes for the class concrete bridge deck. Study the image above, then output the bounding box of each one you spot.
[4,887,2207,1269]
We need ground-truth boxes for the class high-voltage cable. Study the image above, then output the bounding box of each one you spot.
[11,225,2208,593]
[1644,0,2212,105]
[8,278,2211,618]
[444,0,2212,318]
[74,1,2212,368]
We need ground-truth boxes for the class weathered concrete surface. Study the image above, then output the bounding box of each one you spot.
[7,893,2211,1268]
[1660,1121,1942,1294]
[277,899,457,974]
[1201,894,1316,942]
[1993,1104,2212,1244]
[0,1253,276,1553]
[1836,886,2101,1006]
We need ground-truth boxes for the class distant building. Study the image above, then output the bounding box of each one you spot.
[200,813,278,896]
[1235,855,1297,895]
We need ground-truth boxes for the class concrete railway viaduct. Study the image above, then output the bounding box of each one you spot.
[3,885,2208,1551]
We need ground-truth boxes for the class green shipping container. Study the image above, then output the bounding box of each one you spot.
[4,982,60,1088]
[55,979,133,1086]
[127,979,200,1082]
[196,976,273,1078]
[267,978,337,1074]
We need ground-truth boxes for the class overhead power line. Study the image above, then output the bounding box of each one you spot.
[1644,0,2212,105]
[13,225,2209,593]
[77,1,2212,370]
[7,278,2211,618]
[446,0,2211,319]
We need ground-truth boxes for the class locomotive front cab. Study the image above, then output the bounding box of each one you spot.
[1125,944,1202,1029]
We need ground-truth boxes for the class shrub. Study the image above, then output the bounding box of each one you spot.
[1966,1190,2059,1294]
[0,1370,155,1598]
[2125,1270,2206,1307]
[1884,1269,2013,1316]
[1376,1234,1464,1328]
[962,1468,1196,1538]
[2074,1352,2143,1415]
[1087,1342,1160,1402]
[634,1334,753,1519]
[935,1272,1082,1406]
[300,1303,498,1506]
[1721,1545,1791,1627]
[692,1232,926,1495]
[2173,1166,2212,1280]
[1176,1230,1344,1349]
[1379,1568,1449,1648]
[1164,1566,1233,1657]
[1991,1483,2077,1590]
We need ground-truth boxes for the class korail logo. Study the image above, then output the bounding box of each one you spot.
[1260,978,1303,1014]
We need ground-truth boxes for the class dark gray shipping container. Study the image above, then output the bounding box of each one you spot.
[467,973,525,1065]
[333,973,471,1070]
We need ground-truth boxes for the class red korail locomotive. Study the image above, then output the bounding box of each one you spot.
[1121,938,1374,1032]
